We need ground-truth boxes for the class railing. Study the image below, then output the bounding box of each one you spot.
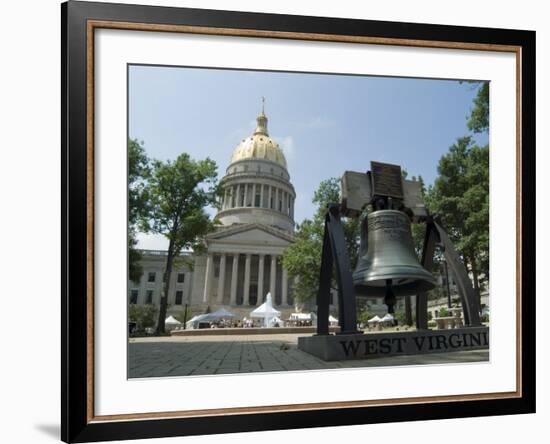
[138,249,191,257]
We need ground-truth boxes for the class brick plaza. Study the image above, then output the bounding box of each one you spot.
[128,333,489,378]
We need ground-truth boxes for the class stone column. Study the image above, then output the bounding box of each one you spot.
[223,188,229,210]
[268,185,273,209]
[243,254,251,305]
[269,254,277,300]
[282,267,289,306]
[252,183,257,207]
[216,253,226,304]
[257,254,265,305]
[236,184,241,207]
[203,253,213,303]
[259,184,264,208]
[230,253,239,305]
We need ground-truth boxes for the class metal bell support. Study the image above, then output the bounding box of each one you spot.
[315,205,482,335]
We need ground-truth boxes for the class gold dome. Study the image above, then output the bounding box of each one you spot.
[230,111,287,169]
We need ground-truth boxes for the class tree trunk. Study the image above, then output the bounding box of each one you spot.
[470,254,481,307]
[156,237,175,334]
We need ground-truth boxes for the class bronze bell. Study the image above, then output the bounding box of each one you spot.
[353,210,436,312]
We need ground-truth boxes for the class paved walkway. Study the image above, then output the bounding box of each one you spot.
[128,334,489,378]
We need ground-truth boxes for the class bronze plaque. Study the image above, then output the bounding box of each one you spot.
[370,161,404,199]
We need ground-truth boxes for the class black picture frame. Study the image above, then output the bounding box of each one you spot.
[61,1,536,442]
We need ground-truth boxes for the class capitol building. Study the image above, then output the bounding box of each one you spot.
[129,108,305,318]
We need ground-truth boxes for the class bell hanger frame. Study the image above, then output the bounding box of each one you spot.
[316,204,482,335]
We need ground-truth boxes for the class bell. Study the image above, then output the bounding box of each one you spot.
[353,210,436,312]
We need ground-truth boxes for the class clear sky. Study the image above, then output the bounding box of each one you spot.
[129,64,488,250]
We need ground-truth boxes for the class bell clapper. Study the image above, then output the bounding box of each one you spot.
[385,279,396,314]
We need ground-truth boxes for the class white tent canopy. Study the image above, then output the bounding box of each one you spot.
[165,316,181,325]
[250,293,281,327]
[328,315,338,324]
[380,313,395,323]
[185,308,236,329]
[367,315,382,323]
[185,314,209,329]
[207,308,236,319]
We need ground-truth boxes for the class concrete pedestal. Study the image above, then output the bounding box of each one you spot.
[298,326,489,361]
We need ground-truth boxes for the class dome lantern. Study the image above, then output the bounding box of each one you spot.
[253,96,268,136]
[254,112,269,136]
[230,100,288,169]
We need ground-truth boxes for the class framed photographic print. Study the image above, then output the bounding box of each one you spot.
[61,1,535,442]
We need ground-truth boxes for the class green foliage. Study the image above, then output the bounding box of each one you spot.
[282,219,323,303]
[467,82,489,134]
[394,310,408,325]
[128,139,151,283]
[402,170,428,258]
[282,178,360,304]
[174,305,193,324]
[426,136,489,289]
[357,308,375,325]
[438,307,450,317]
[128,139,151,226]
[129,304,157,330]
[128,235,143,284]
[145,153,218,333]
[145,154,218,250]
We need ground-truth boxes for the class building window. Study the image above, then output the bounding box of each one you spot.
[146,290,153,304]
[175,290,183,305]
[214,262,220,278]
[255,192,261,207]
[279,199,282,211]
[177,273,185,283]
[129,290,138,304]
[147,272,156,283]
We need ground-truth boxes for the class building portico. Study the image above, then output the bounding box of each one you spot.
[199,222,294,307]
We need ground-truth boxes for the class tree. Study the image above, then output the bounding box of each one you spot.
[467,82,489,133]
[128,139,151,283]
[129,304,157,332]
[145,153,218,334]
[402,169,428,257]
[174,304,193,325]
[282,178,360,304]
[357,303,375,325]
[426,136,489,301]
